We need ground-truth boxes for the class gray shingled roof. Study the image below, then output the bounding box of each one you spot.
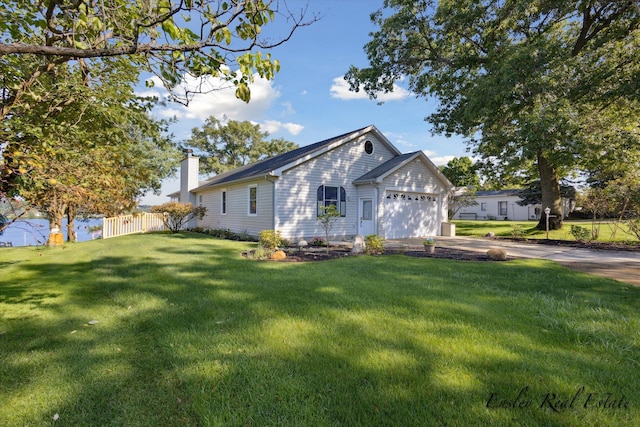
[352,152,418,184]
[194,126,369,191]
[475,189,521,197]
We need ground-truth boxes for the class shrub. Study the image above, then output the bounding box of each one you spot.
[151,202,207,233]
[365,234,384,255]
[511,224,524,239]
[628,218,640,241]
[238,230,256,242]
[570,225,591,241]
[317,204,341,254]
[259,230,282,250]
[246,246,272,260]
[309,237,326,247]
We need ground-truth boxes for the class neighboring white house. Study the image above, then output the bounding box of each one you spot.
[171,125,454,240]
[453,189,574,221]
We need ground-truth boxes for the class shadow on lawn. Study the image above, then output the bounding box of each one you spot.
[1,233,639,425]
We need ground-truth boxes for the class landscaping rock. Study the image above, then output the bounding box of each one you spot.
[297,240,308,249]
[352,234,366,254]
[270,250,287,260]
[485,232,495,237]
[486,248,507,261]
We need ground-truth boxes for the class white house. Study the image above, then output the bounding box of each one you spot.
[453,189,573,221]
[173,125,453,240]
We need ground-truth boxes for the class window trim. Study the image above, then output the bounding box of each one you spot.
[317,185,346,217]
[498,201,508,217]
[364,140,374,155]
[221,189,227,215]
[480,202,487,212]
[248,185,257,216]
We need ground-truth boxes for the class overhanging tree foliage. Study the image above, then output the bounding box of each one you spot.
[0,0,316,119]
[185,117,298,174]
[440,157,479,220]
[440,157,480,189]
[346,0,640,230]
[517,181,576,209]
[3,59,179,238]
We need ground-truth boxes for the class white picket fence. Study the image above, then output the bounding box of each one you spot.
[102,212,167,239]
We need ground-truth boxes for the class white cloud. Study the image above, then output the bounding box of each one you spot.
[148,73,281,123]
[143,73,304,137]
[157,108,184,119]
[330,76,411,101]
[383,131,416,150]
[180,73,278,122]
[280,101,296,115]
[282,122,304,135]
[136,89,163,99]
[259,120,304,136]
[426,152,456,166]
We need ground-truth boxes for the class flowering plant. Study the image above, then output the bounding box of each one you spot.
[309,237,326,247]
[423,237,435,245]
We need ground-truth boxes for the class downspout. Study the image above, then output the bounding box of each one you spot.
[265,175,277,231]
[370,180,379,235]
[437,194,443,236]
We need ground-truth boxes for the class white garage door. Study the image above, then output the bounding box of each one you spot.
[384,191,438,239]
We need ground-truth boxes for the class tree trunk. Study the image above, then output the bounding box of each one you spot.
[46,196,67,245]
[536,151,563,230]
[48,201,66,233]
[67,205,77,242]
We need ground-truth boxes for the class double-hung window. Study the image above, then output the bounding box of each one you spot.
[221,190,227,215]
[317,185,346,217]
[498,201,508,217]
[248,186,257,215]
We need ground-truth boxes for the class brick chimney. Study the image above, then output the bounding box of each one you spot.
[180,149,199,205]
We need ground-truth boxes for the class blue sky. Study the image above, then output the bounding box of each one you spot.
[139,0,468,205]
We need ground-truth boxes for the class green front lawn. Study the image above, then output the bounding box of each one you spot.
[453,219,638,242]
[1,234,639,426]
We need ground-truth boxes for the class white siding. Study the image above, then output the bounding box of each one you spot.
[378,159,448,238]
[455,194,573,221]
[456,196,535,221]
[196,179,273,236]
[275,133,396,240]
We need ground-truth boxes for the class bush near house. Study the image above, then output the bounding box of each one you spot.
[259,230,282,250]
[365,234,384,254]
[151,202,206,233]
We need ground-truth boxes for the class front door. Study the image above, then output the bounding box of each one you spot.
[359,198,374,236]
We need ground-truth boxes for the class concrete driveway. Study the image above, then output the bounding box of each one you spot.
[385,236,640,286]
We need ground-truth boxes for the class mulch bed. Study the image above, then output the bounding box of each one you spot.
[243,238,639,263]
[244,247,511,262]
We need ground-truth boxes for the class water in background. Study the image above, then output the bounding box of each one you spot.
[0,218,103,247]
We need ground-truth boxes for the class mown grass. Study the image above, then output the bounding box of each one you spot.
[1,233,639,426]
[453,219,637,242]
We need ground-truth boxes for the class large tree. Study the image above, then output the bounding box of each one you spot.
[346,0,640,230]
[0,0,315,120]
[440,156,480,189]
[440,157,480,220]
[3,59,179,238]
[185,117,298,174]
